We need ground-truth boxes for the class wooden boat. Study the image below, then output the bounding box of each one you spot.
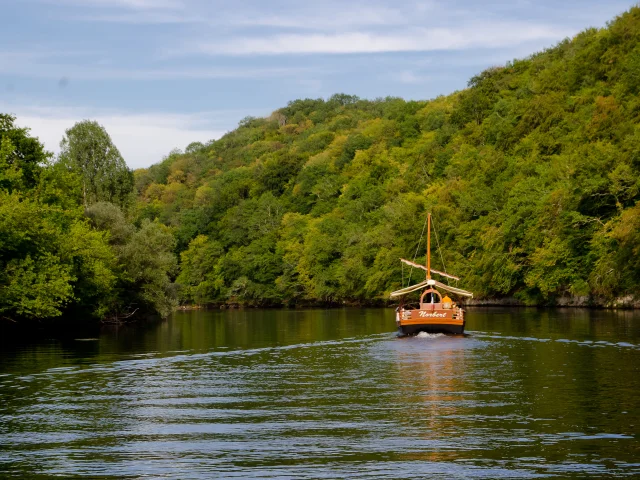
[391,213,473,335]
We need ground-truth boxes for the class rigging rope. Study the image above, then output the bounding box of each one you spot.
[431,215,449,285]
[406,213,429,287]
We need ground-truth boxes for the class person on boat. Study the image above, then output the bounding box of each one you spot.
[442,296,452,309]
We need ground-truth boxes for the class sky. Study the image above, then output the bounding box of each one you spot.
[0,0,635,169]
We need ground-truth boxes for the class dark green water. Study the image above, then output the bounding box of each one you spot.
[1,308,639,479]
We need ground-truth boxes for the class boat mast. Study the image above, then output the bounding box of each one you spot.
[426,213,431,280]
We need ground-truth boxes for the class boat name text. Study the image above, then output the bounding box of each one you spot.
[418,311,447,318]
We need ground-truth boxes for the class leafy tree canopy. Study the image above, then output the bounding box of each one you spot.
[59,120,134,208]
[0,121,176,325]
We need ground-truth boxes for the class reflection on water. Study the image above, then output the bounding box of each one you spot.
[0,308,639,478]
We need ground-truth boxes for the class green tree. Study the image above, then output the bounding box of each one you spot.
[0,114,50,190]
[177,235,225,304]
[86,202,178,318]
[59,120,133,208]
[0,192,117,321]
[119,220,177,317]
[0,136,22,193]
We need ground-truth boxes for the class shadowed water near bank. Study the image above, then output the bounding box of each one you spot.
[0,308,639,478]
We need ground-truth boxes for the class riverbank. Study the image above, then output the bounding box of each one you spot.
[178,294,640,310]
[465,295,640,309]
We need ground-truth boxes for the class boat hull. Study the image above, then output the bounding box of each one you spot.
[398,322,465,335]
[396,306,465,335]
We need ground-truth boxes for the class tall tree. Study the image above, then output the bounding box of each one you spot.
[59,120,133,208]
[0,114,50,191]
[0,119,118,322]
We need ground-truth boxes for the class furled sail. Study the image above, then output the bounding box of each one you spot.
[390,279,473,298]
[433,280,473,298]
[390,279,431,297]
[399,258,460,281]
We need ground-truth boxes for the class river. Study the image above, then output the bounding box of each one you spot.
[1,308,639,478]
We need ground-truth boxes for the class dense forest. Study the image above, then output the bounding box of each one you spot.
[0,117,177,324]
[2,7,640,324]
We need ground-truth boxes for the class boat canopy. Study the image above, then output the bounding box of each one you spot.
[390,279,473,298]
[400,258,460,281]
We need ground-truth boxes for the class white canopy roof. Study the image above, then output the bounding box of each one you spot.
[390,279,473,298]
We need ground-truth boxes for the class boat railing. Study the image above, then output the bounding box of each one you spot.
[400,301,456,311]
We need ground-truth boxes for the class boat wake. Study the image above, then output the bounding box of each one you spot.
[468,331,640,350]
[415,332,445,339]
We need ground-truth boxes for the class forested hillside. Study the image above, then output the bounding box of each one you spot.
[2,7,640,324]
[134,7,640,308]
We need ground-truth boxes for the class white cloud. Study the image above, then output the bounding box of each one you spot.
[396,70,431,84]
[32,0,188,24]
[5,104,256,169]
[194,23,571,55]
[223,4,409,30]
[51,0,184,10]
[0,51,315,80]
[105,0,183,8]
[56,0,411,28]
[71,11,197,24]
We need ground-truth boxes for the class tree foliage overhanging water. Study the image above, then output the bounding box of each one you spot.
[2,7,640,323]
